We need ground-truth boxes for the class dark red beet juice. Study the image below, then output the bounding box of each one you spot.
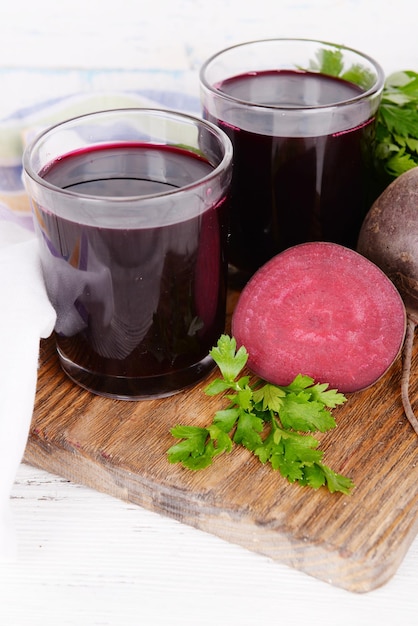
[34,143,228,398]
[205,70,375,280]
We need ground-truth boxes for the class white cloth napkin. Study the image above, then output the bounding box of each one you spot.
[0,218,56,560]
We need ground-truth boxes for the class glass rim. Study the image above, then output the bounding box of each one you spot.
[199,37,385,111]
[22,107,233,204]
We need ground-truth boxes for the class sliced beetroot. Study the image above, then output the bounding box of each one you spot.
[231,242,406,393]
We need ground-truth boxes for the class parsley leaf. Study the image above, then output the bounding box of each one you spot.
[287,375,346,408]
[305,46,375,90]
[341,64,375,90]
[167,335,354,495]
[318,464,355,494]
[278,391,337,432]
[209,334,248,382]
[308,48,344,77]
[167,423,233,470]
[373,70,418,180]
[233,409,264,451]
[305,49,418,186]
[253,383,285,413]
[167,425,210,467]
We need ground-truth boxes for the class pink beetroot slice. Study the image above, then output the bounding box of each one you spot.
[231,242,406,393]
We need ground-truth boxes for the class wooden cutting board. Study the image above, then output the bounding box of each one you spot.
[24,290,418,593]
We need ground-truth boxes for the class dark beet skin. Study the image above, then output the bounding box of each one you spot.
[231,242,406,394]
[357,167,418,322]
[358,167,418,434]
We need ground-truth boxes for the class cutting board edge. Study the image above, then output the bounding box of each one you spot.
[23,437,414,594]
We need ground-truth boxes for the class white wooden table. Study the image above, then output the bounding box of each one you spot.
[1,1,418,623]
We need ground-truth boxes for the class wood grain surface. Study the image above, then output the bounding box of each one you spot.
[24,290,418,593]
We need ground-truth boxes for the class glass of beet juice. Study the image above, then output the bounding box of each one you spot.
[23,109,232,399]
[200,38,384,285]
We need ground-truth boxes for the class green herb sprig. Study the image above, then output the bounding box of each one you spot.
[308,48,418,180]
[306,47,375,90]
[167,335,353,495]
[374,70,418,179]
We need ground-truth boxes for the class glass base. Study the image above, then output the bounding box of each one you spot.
[57,348,217,401]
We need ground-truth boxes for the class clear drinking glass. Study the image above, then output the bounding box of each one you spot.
[200,38,385,284]
[23,108,233,400]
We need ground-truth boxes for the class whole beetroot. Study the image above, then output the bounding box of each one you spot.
[357,167,418,434]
